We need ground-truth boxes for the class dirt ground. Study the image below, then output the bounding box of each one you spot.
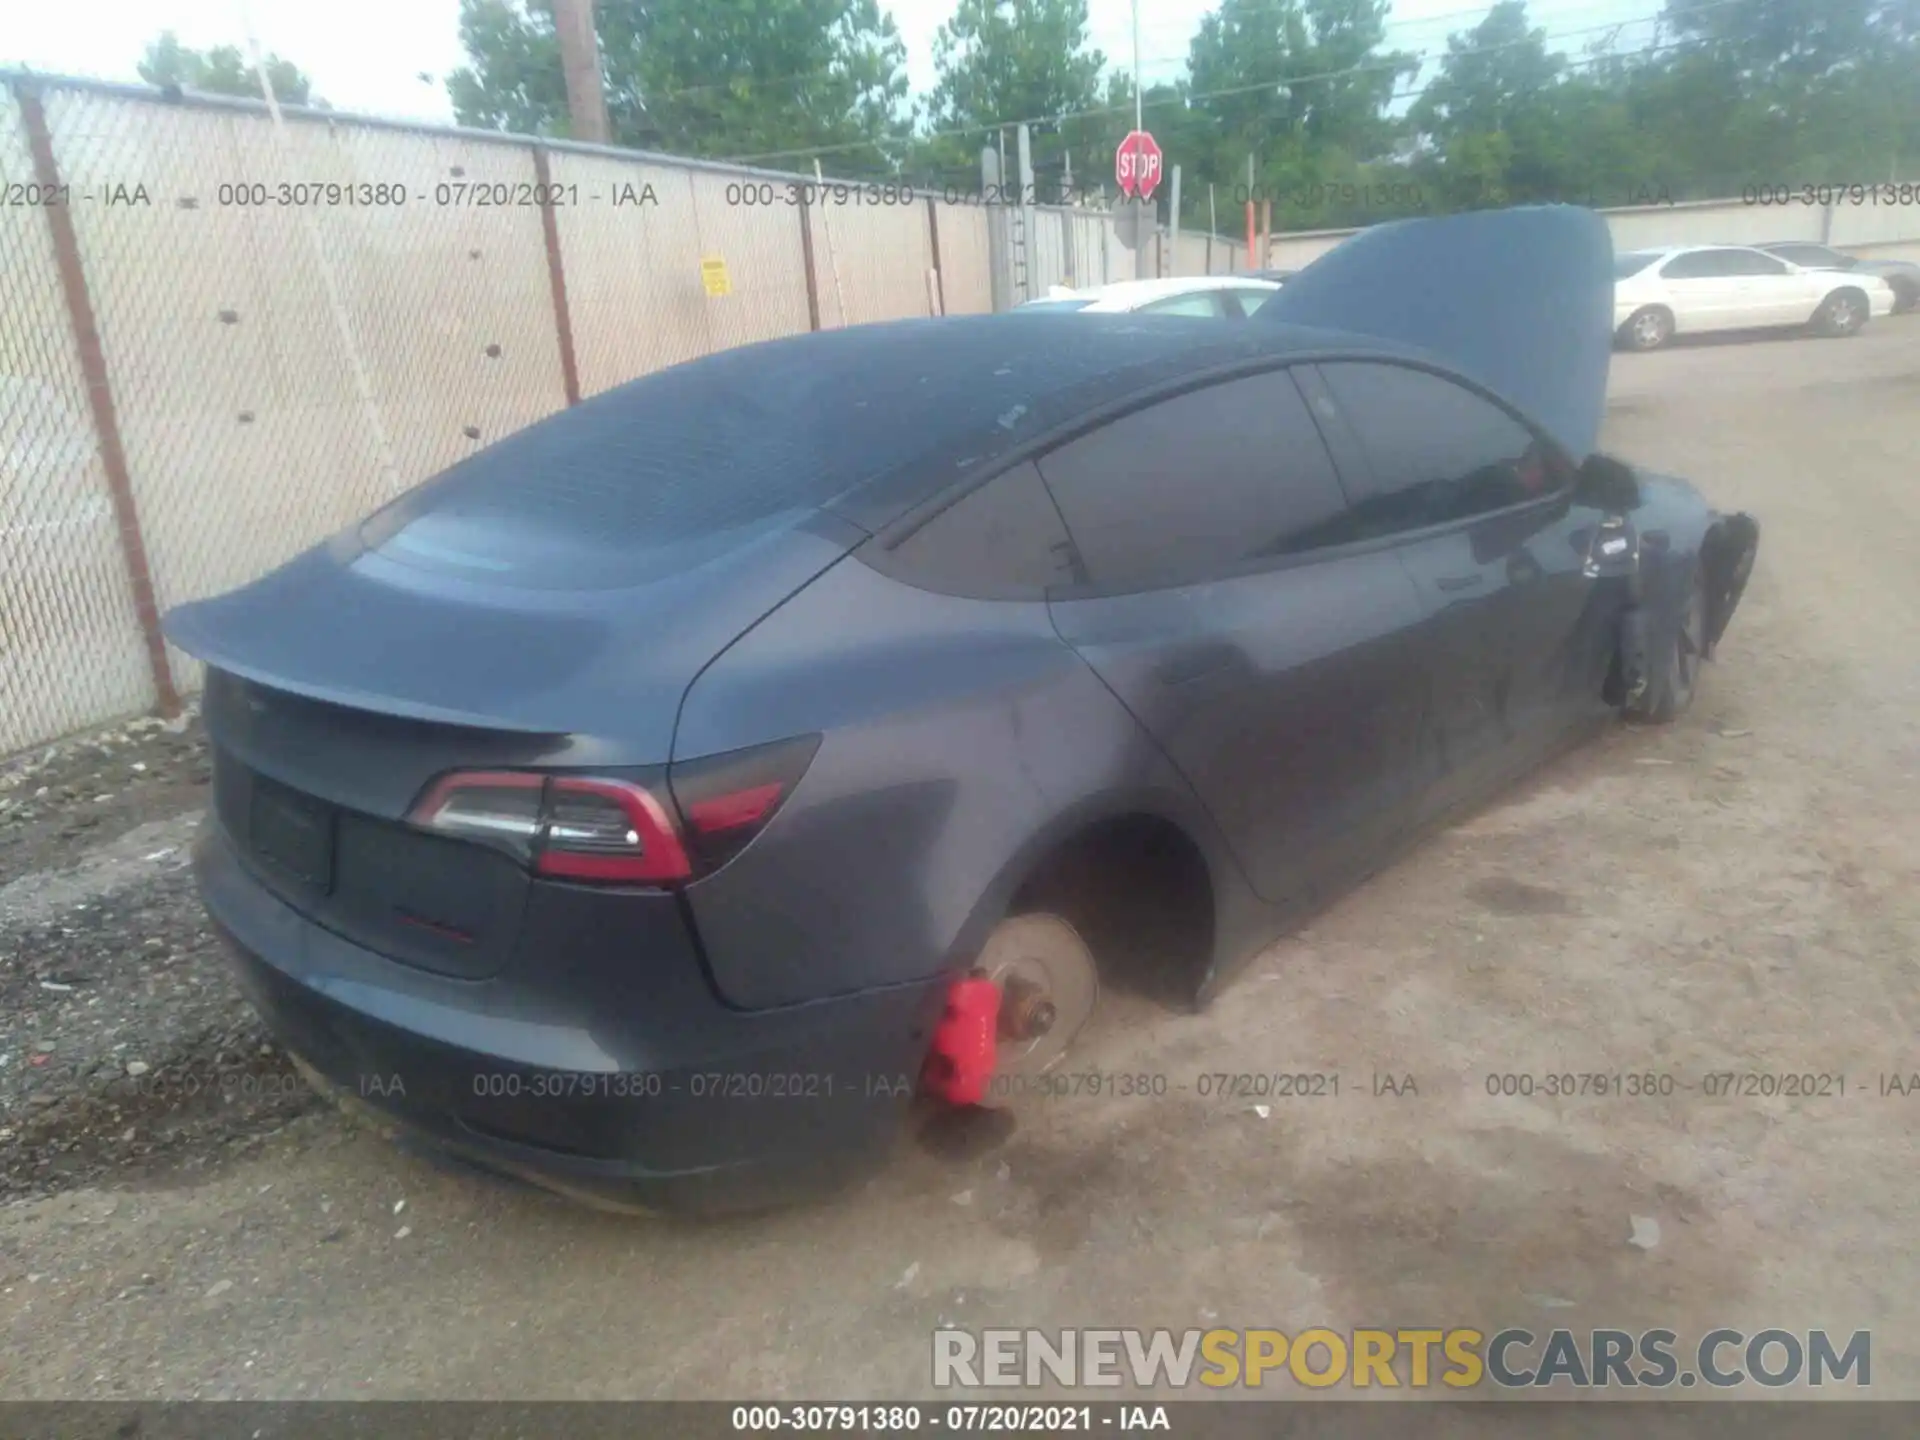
[2,320,1918,1402]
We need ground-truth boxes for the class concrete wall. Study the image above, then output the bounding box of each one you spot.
[1267,195,1920,270]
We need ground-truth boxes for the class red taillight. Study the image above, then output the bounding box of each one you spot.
[408,736,819,886]
[409,771,689,885]
[685,782,783,835]
[668,734,822,872]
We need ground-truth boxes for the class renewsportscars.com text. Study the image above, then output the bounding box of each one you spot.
[932,1327,1871,1390]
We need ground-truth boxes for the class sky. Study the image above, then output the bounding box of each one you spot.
[1,0,1662,134]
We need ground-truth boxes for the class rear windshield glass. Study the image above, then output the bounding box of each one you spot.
[1614,251,1662,279]
[357,317,1235,588]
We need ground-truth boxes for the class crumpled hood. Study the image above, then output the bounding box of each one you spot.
[1256,205,1615,461]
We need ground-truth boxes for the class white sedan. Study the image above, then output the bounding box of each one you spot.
[1017,274,1283,319]
[1613,244,1897,350]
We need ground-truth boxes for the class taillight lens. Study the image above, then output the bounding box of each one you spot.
[408,735,819,886]
[668,734,822,872]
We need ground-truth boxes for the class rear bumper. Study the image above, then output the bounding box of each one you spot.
[196,827,947,1215]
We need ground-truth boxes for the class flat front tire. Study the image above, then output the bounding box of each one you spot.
[1628,568,1707,725]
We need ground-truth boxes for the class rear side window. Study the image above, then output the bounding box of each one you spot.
[1317,363,1568,537]
[1035,369,1351,591]
[880,461,1078,598]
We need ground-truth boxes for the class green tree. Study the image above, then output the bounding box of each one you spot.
[1656,0,1920,182]
[1183,0,1417,228]
[447,0,913,175]
[1407,1,1574,207]
[920,0,1109,200]
[138,30,316,105]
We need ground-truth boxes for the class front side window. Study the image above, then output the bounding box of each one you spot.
[1769,244,1846,268]
[1036,369,1351,591]
[1316,363,1569,539]
[1721,250,1791,277]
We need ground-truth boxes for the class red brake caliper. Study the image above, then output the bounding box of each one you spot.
[921,976,1000,1106]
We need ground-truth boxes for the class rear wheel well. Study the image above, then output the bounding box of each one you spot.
[1007,814,1215,1005]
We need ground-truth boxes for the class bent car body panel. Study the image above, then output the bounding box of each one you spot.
[1256,205,1615,462]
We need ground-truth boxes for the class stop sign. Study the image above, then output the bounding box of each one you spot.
[1115,130,1163,201]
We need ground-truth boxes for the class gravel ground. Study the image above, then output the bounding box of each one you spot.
[1,319,1917,1401]
[0,709,317,1201]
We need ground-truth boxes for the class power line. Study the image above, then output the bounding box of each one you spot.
[721,0,1763,164]
[621,0,1656,116]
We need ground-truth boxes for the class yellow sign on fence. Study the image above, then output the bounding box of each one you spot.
[700,257,732,297]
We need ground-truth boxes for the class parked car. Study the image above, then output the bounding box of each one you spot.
[1246,267,1300,284]
[1755,241,1920,314]
[1018,274,1282,317]
[168,205,1759,1216]
[1613,243,1896,350]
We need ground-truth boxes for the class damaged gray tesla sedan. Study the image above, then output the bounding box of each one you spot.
[164,205,1758,1214]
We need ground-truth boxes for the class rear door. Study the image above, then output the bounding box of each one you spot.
[1039,367,1431,909]
[1305,361,1609,819]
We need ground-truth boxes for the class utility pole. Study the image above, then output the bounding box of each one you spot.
[1245,153,1256,259]
[1132,0,1143,136]
[1169,165,1182,274]
[553,0,610,144]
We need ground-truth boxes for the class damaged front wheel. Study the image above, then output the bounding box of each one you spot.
[1627,568,1707,725]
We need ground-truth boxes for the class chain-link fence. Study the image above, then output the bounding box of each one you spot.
[0,70,1250,757]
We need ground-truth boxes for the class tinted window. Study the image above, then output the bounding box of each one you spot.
[882,461,1078,597]
[1661,249,1736,279]
[1614,250,1663,279]
[1317,363,1568,538]
[1136,293,1225,317]
[1228,288,1277,315]
[1036,370,1350,590]
[1721,249,1790,276]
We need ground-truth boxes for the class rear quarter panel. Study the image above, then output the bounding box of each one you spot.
[671,558,1269,1011]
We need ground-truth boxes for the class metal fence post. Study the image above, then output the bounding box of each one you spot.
[924,195,944,316]
[532,145,582,406]
[799,190,823,330]
[16,80,180,718]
